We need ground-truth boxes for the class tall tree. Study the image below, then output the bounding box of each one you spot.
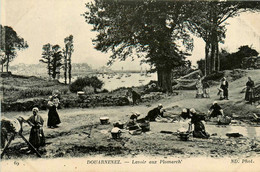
[84,0,194,92]
[40,43,52,78]
[64,35,74,84]
[0,52,6,72]
[188,1,260,75]
[40,44,63,80]
[0,25,28,72]
[51,45,63,80]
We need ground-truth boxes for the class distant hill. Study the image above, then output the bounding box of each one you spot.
[8,63,141,77]
[9,63,94,77]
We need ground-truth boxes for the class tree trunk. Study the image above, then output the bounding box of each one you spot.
[48,58,51,79]
[1,63,3,72]
[205,41,209,76]
[68,51,72,84]
[216,41,220,71]
[157,68,172,93]
[64,46,68,85]
[6,55,9,72]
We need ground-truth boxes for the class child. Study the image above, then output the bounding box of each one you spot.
[202,81,210,98]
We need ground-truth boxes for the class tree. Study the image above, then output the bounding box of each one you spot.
[40,44,63,79]
[64,35,74,84]
[51,45,63,79]
[40,43,52,78]
[0,25,28,72]
[69,76,104,93]
[84,0,195,92]
[0,52,6,72]
[188,1,260,75]
[220,45,259,70]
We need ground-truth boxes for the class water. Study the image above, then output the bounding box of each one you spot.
[59,73,157,91]
[97,73,157,91]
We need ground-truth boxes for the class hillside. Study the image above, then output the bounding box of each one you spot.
[2,70,260,159]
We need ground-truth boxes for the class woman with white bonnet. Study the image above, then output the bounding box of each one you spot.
[208,101,224,118]
[196,75,203,98]
[190,108,210,139]
[220,77,229,100]
[47,95,61,128]
[24,107,45,152]
[245,76,255,104]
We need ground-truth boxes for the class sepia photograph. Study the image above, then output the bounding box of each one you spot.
[1,0,260,171]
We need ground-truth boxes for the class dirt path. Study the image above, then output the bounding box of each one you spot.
[2,70,260,159]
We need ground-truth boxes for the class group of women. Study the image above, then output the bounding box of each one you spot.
[196,74,256,104]
[23,75,256,152]
[22,94,61,153]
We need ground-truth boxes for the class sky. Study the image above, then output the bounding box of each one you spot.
[1,0,260,70]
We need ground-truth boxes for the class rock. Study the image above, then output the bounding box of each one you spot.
[226,133,243,138]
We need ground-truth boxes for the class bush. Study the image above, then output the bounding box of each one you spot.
[203,71,224,82]
[69,76,104,93]
[82,86,95,95]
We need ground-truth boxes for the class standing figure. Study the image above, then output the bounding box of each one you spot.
[47,95,61,128]
[145,104,164,121]
[127,88,142,105]
[196,75,203,98]
[220,77,229,100]
[245,76,255,104]
[25,107,45,151]
[202,81,210,98]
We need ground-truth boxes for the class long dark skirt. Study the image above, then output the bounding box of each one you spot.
[193,122,210,139]
[47,106,61,127]
[29,127,45,149]
[245,89,255,103]
[210,110,222,118]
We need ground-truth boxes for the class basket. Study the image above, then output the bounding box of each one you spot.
[139,122,150,132]
[178,132,191,141]
[218,116,231,125]
[111,127,121,139]
[100,117,109,125]
[111,132,121,139]
[113,122,124,129]
[129,129,142,135]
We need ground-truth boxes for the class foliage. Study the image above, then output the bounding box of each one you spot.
[40,44,63,79]
[40,43,52,77]
[203,71,225,82]
[64,35,74,84]
[171,63,194,79]
[197,59,205,75]
[82,86,95,95]
[220,46,259,70]
[69,76,104,93]
[0,25,28,72]
[84,0,196,92]
[188,1,260,75]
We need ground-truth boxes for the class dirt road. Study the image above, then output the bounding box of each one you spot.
[2,70,260,159]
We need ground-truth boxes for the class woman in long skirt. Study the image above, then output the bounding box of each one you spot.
[245,76,255,104]
[196,75,203,98]
[26,107,45,151]
[47,95,61,128]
